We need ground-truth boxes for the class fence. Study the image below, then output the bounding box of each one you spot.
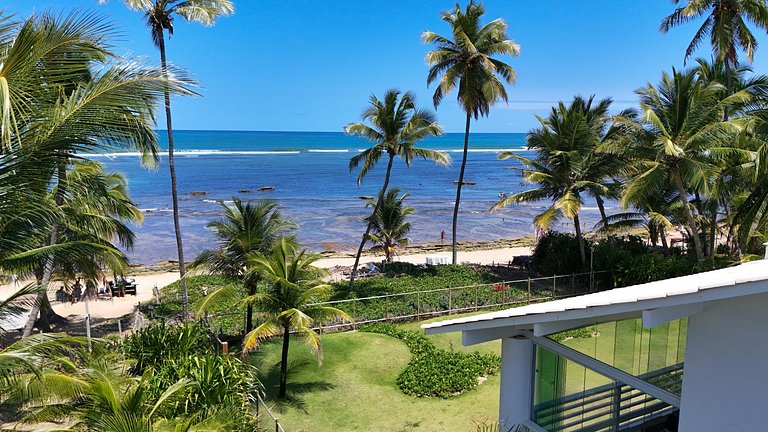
[205,270,613,336]
[256,393,286,432]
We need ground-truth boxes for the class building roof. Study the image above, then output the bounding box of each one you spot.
[422,260,768,339]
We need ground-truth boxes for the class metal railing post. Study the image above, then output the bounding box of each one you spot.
[448,287,452,313]
[474,285,478,311]
[553,274,557,299]
[527,277,531,304]
[417,291,421,319]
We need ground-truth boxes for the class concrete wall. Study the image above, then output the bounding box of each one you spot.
[678,292,768,432]
[499,337,533,430]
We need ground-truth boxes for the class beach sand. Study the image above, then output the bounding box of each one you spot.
[315,246,532,268]
[0,271,180,325]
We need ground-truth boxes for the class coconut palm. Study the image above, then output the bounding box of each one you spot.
[15,360,234,431]
[661,0,768,94]
[492,96,621,264]
[365,189,414,263]
[423,1,520,264]
[0,11,194,336]
[345,89,447,284]
[240,238,351,399]
[112,0,234,318]
[624,68,749,260]
[192,199,297,331]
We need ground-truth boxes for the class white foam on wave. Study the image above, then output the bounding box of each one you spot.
[447,147,529,153]
[308,149,349,153]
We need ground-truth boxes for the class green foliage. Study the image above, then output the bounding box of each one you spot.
[122,321,215,374]
[361,323,499,398]
[614,253,731,287]
[121,322,258,428]
[532,232,584,275]
[152,275,245,333]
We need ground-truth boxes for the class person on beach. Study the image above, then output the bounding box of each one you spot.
[440,230,445,244]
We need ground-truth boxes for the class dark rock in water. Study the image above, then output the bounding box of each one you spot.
[189,191,207,197]
[238,189,252,193]
[453,180,476,185]
[257,186,275,192]
[358,195,374,200]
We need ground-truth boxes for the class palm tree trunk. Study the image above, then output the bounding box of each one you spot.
[672,168,704,260]
[349,153,395,288]
[452,113,472,265]
[708,204,718,260]
[158,32,189,319]
[279,320,291,399]
[245,278,256,332]
[22,159,68,336]
[660,226,669,252]
[573,212,587,265]
[595,195,610,234]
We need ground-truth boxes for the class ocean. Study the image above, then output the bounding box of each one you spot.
[89,131,608,265]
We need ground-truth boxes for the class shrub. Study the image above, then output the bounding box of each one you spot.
[361,323,499,398]
[532,232,585,276]
[122,321,215,374]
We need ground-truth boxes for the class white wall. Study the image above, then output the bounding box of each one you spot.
[499,337,533,430]
[678,291,768,432]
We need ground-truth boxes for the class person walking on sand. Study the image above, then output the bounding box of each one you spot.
[440,230,445,244]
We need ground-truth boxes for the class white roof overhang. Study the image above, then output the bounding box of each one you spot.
[423,261,768,345]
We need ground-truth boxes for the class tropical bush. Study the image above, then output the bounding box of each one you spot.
[532,232,584,276]
[121,322,259,428]
[361,323,499,398]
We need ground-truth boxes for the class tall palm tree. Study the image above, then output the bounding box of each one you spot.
[423,1,520,264]
[661,0,768,94]
[114,0,234,318]
[345,90,447,284]
[240,238,351,399]
[192,198,297,331]
[365,189,414,263]
[624,68,748,260]
[491,96,620,264]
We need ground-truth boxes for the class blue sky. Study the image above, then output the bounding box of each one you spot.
[8,1,768,132]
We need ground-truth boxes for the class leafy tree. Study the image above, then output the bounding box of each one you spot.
[192,199,296,331]
[365,189,414,263]
[112,0,234,318]
[345,89,446,284]
[423,1,520,264]
[240,238,351,399]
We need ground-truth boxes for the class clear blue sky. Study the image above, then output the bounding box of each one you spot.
[8,1,768,132]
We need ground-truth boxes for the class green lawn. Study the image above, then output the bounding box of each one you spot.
[250,330,500,432]
[248,313,686,432]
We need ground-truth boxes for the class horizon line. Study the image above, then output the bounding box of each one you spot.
[157,129,529,134]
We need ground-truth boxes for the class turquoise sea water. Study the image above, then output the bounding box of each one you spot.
[90,131,607,265]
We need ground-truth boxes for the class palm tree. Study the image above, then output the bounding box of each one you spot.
[345,89,447,284]
[365,189,414,263]
[491,96,620,264]
[661,0,768,95]
[624,68,748,260]
[113,0,234,318]
[0,12,194,336]
[240,238,351,399]
[192,198,297,331]
[15,361,234,431]
[423,1,520,264]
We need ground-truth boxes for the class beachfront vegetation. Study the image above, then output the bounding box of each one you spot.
[345,89,448,285]
[192,198,296,332]
[492,96,630,264]
[365,189,414,263]
[112,0,235,319]
[424,1,520,265]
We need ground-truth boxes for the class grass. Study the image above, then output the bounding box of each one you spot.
[250,328,501,432]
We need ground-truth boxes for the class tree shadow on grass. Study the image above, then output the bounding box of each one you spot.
[258,358,335,414]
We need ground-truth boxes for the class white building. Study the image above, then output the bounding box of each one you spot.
[423,260,768,432]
